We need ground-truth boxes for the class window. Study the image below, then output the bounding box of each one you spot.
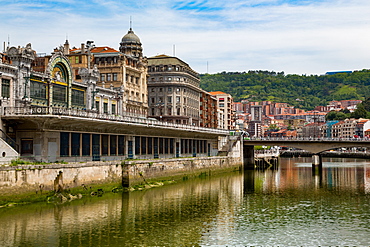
[102,135,108,155]
[82,133,90,156]
[110,135,117,155]
[118,136,125,155]
[168,77,172,81]
[71,133,80,156]
[176,88,180,93]
[107,74,111,81]
[159,88,163,92]
[159,97,163,103]
[113,73,117,81]
[100,74,105,81]
[151,88,155,92]
[167,96,172,103]
[72,88,85,106]
[53,84,67,102]
[60,132,70,156]
[177,108,181,115]
[151,97,155,104]
[103,102,108,113]
[141,137,147,154]
[111,104,116,114]
[176,96,180,103]
[168,87,172,93]
[135,136,140,155]
[219,103,224,107]
[30,80,46,99]
[167,107,172,115]
[148,137,152,154]
[75,69,81,80]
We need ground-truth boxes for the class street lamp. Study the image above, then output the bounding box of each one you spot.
[92,88,99,110]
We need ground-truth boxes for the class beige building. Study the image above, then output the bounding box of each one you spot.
[147,55,201,125]
[61,28,148,116]
[209,91,234,130]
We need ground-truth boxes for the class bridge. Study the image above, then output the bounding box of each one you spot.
[244,137,370,153]
[242,137,370,168]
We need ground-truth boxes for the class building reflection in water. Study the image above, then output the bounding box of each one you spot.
[0,157,369,246]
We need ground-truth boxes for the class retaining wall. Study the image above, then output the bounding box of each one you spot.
[0,156,242,197]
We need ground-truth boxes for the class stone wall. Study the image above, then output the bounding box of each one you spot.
[122,156,243,186]
[0,157,242,196]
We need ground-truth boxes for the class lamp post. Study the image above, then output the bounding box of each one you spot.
[23,74,32,99]
[156,102,164,121]
[91,88,99,110]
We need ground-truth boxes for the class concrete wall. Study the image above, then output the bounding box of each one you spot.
[0,138,19,164]
[0,156,242,197]
[122,156,243,186]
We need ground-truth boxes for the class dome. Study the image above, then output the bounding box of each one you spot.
[121,28,141,44]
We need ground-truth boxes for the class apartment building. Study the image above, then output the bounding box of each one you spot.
[147,55,202,125]
[209,91,234,130]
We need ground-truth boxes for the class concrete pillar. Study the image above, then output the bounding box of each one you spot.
[312,154,323,176]
[312,154,322,166]
[243,145,255,169]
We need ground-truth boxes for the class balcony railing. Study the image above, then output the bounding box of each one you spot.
[2,106,228,135]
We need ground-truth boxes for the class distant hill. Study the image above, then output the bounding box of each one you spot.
[200,70,370,111]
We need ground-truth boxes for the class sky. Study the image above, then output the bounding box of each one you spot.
[1,0,370,75]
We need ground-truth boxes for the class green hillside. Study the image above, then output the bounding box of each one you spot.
[200,70,370,110]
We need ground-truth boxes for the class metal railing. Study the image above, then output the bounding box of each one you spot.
[0,129,19,152]
[246,137,370,142]
[255,149,280,158]
[2,106,229,135]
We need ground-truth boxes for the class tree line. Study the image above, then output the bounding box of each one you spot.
[200,69,370,111]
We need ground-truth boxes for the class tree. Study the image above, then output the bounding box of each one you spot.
[326,111,349,121]
[351,104,367,119]
[362,97,370,111]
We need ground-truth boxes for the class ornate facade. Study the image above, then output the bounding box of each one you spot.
[0,43,221,163]
[62,28,148,117]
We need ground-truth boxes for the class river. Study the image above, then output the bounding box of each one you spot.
[0,157,369,246]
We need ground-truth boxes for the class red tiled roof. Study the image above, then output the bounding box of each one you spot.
[209,91,227,95]
[91,47,119,53]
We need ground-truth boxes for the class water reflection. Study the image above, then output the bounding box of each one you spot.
[0,157,369,246]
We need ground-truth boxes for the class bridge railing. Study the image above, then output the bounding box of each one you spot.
[246,137,370,142]
[255,149,280,158]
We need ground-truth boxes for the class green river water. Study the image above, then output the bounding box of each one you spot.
[0,157,369,246]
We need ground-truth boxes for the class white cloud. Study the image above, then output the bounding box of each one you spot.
[1,0,370,75]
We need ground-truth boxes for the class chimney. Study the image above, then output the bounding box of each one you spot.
[81,43,85,53]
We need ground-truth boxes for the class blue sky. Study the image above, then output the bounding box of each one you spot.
[1,0,370,75]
